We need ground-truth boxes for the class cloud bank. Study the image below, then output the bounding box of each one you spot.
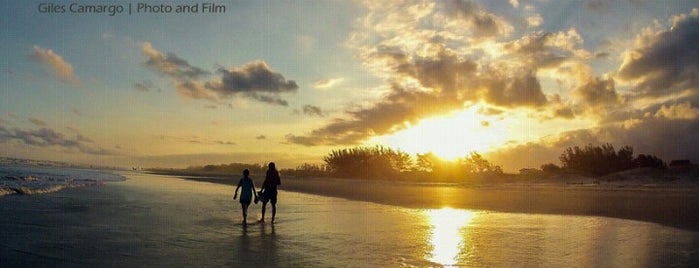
[0,124,113,155]
[286,2,699,168]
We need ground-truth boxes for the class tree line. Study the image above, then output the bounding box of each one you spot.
[541,143,666,176]
[181,143,668,181]
[316,145,502,181]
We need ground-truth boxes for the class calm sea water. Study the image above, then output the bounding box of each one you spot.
[1,168,697,267]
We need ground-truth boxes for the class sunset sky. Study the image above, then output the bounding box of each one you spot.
[1,0,698,171]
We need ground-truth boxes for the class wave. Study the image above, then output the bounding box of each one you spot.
[0,165,126,197]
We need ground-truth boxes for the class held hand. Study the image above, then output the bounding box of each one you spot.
[233,194,237,200]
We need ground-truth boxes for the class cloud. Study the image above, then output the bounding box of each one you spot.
[207,61,298,95]
[617,9,699,96]
[287,1,565,146]
[142,43,297,106]
[313,78,344,89]
[442,0,514,39]
[28,118,47,127]
[573,76,619,107]
[286,85,466,145]
[302,105,325,117]
[526,14,543,27]
[654,102,699,120]
[509,0,519,8]
[30,46,80,84]
[133,80,159,92]
[504,29,588,69]
[0,125,113,155]
[142,42,209,80]
[157,135,237,146]
[256,135,267,140]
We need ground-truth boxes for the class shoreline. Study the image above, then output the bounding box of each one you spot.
[147,171,699,231]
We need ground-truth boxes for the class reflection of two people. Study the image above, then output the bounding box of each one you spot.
[239,214,278,266]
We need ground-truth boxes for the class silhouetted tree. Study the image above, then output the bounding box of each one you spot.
[323,146,412,178]
[635,154,667,169]
[558,143,666,176]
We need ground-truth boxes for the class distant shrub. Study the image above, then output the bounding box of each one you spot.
[282,163,329,178]
[540,163,562,174]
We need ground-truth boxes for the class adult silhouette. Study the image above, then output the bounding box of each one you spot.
[259,162,281,223]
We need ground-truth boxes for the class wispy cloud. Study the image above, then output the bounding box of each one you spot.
[157,135,236,146]
[0,125,114,155]
[142,42,209,80]
[313,78,344,89]
[30,45,80,84]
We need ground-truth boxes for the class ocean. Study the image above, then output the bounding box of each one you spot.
[1,166,697,267]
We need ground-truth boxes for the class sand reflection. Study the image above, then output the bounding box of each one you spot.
[426,208,475,266]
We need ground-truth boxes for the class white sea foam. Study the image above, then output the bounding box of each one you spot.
[0,164,125,196]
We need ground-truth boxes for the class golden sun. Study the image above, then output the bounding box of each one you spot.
[373,106,508,160]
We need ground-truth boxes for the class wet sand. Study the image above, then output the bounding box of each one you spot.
[168,174,699,231]
[2,171,698,267]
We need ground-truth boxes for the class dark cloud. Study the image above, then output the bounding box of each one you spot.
[0,125,113,155]
[503,31,583,69]
[480,68,547,107]
[573,76,618,107]
[376,47,548,107]
[617,9,699,95]
[595,52,610,59]
[553,107,575,119]
[28,118,47,127]
[302,105,325,117]
[133,80,159,92]
[246,92,289,106]
[207,61,298,94]
[142,42,209,80]
[142,43,296,106]
[256,135,267,140]
[442,0,512,38]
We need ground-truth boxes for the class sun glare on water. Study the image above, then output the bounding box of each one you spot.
[427,208,475,266]
[373,106,508,160]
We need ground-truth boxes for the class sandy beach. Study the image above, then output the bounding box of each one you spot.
[161,172,699,231]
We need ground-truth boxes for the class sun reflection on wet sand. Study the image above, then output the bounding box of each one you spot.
[426,208,475,267]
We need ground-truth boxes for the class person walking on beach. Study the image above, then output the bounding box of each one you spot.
[233,169,258,225]
[259,162,281,223]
